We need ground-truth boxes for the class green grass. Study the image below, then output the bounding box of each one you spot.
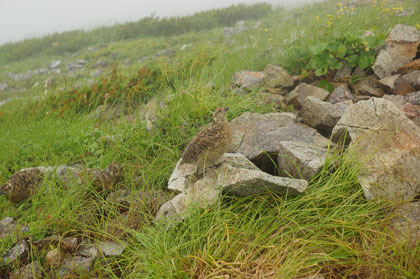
[1,0,420,277]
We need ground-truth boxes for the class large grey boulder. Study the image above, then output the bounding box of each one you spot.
[284,83,329,108]
[332,98,420,201]
[372,24,420,78]
[158,153,307,221]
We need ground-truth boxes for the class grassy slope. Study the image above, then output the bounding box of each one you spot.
[1,0,420,278]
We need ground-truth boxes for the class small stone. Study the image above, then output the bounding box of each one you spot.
[0,217,29,239]
[402,103,420,119]
[327,85,353,104]
[259,93,284,108]
[394,77,416,96]
[263,64,294,88]
[353,78,385,98]
[2,240,29,264]
[378,74,401,92]
[284,83,329,108]
[46,248,61,267]
[49,60,61,69]
[61,237,78,254]
[231,70,265,91]
[98,241,126,256]
[405,91,420,105]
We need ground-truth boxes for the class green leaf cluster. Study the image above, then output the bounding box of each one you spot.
[308,33,384,76]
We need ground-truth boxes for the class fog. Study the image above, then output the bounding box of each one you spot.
[0,0,319,45]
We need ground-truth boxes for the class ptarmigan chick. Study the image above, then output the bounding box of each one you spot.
[1,169,44,203]
[180,107,231,173]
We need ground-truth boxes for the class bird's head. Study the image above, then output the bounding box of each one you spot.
[0,182,13,200]
[213,107,229,124]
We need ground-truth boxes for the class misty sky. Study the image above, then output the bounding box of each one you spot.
[0,0,318,45]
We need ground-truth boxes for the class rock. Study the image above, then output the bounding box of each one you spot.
[405,91,420,105]
[0,217,29,239]
[352,66,366,79]
[390,202,420,244]
[334,61,353,81]
[49,60,61,69]
[155,48,175,57]
[398,59,420,75]
[231,70,265,91]
[277,140,332,181]
[259,93,285,108]
[383,94,406,109]
[284,83,329,108]
[223,26,246,38]
[263,64,294,88]
[67,60,87,71]
[158,153,307,221]
[9,261,42,279]
[61,237,79,254]
[379,75,416,95]
[0,82,8,92]
[60,256,95,275]
[302,96,350,134]
[138,57,148,63]
[98,241,126,256]
[76,241,97,258]
[353,78,385,98]
[396,8,415,17]
[180,44,192,51]
[46,248,62,267]
[403,70,420,90]
[1,240,29,264]
[264,86,288,96]
[402,103,420,119]
[83,163,124,191]
[327,85,353,104]
[332,98,420,201]
[139,97,170,131]
[229,111,297,160]
[91,69,102,77]
[372,25,420,78]
[93,60,107,68]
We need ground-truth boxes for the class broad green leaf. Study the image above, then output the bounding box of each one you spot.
[347,54,359,67]
[310,43,327,55]
[318,79,334,92]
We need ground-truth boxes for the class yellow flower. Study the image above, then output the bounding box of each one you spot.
[383,8,389,13]
[416,24,419,29]
[337,15,342,19]
[268,37,273,42]
[337,3,342,7]
[350,7,354,11]
[328,14,333,18]
[373,0,377,3]
[316,16,320,22]
[339,8,343,12]
[365,47,370,51]
[264,28,269,33]
[327,21,332,26]
[344,6,347,10]
[399,7,403,11]
[363,41,368,45]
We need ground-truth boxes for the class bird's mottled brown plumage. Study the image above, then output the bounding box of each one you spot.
[180,107,231,171]
[1,169,44,203]
[82,163,124,191]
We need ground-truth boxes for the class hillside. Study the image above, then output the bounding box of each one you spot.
[1,1,420,278]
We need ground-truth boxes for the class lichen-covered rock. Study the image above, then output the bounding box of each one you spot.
[232,70,265,90]
[98,241,126,257]
[390,202,420,244]
[332,98,420,201]
[284,83,329,108]
[1,240,29,265]
[0,217,29,239]
[327,85,353,104]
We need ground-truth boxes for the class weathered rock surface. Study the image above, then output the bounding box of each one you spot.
[46,248,62,267]
[391,202,420,244]
[327,85,353,104]
[1,240,29,264]
[353,78,385,99]
[398,59,420,75]
[159,153,307,221]
[302,96,350,134]
[403,70,420,90]
[0,217,29,239]
[0,82,8,92]
[263,64,294,88]
[49,60,61,69]
[284,83,329,108]
[232,70,265,90]
[67,60,87,71]
[379,75,416,95]
[98,241,126,256]
[332,98,420,201]
[402,103,420,119]
[9,261,42,279]
[372,24,420,78]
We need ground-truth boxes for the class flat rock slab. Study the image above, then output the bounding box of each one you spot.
[332,98,420,201]
[285,83,329,108]
[98,241,126,257]
[158,153,307,222]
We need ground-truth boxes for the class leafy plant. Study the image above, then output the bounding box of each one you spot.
[308,33,384,76]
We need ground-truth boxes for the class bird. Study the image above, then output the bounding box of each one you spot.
[180,107,232,174]
[0,169,44,203]
[80,162,124,191]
